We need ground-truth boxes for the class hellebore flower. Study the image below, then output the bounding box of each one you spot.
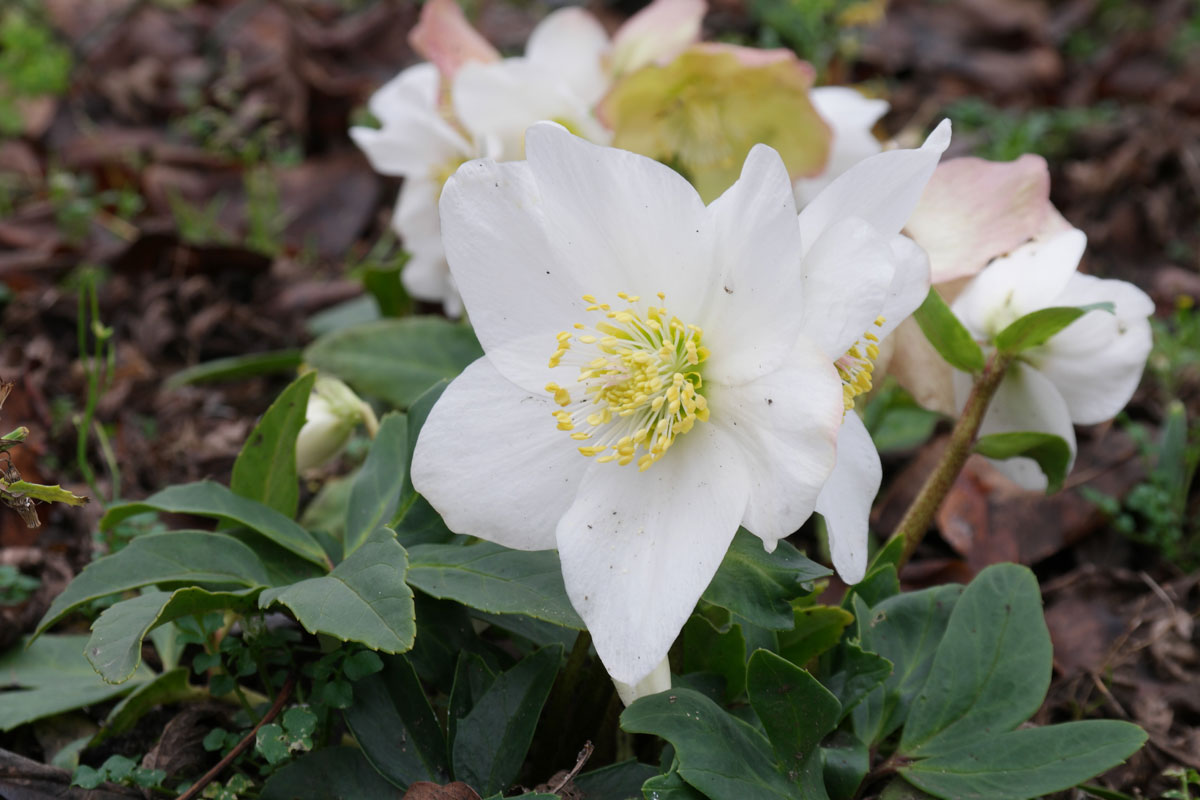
[411,122,949,694]
[295,376,378,472]
[950,228,1154,489]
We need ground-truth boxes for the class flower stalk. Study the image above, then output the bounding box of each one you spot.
[889,350,1014,567]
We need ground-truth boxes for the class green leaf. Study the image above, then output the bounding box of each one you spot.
[777,605,854,667]
[451,645,562,797]
[621,688,802,800]
[573,760,660,800]
[681,613,747,701]
[913,289,985,373]
[642,766,709,799]
[841,563,900,613]
[407,542,584,629]
[345,412,407,558]
[900,721,1147,800]
[852,585,963,746]
[260,528,415,653]
[164,349,303,389]
[87,588,261,683]
[343,655,448,789]
[101,481,327,569]
[231,371,315,518]
[36,531,271,636]
[3,480,88,506]
[702,529,831,630]
[393,380,448,527]
[260,746,405,800]
[0,636,153,732]
[746,650,839,798]
[448,651,498,747]
[900,564,1052,756]
[97,668,197,744]
[304,317,483,408]
[822,732,870,800]
[973,432,1072,493]
[821,642,892,722]
[994,303,1114,355]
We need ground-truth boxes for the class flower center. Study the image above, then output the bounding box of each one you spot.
[836,316,885,411]
[545,293,709,471]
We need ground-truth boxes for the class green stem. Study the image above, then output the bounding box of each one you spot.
[888,351,1014,568]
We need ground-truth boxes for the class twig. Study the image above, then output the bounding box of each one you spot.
[175,674,296,800]
[549,741,594,794]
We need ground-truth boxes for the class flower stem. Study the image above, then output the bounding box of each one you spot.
[888,351,1014,568]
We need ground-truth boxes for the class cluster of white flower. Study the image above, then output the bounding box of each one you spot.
[350,1,1154,703]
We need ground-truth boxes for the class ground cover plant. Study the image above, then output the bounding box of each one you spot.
[1,0,1198,799]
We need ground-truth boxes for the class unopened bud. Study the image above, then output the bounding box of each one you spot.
[295,376,378,472]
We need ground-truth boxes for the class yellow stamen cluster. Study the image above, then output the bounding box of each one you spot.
[546,292,710,471]
[836,316,885,411]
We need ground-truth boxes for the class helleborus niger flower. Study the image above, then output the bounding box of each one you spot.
[295,376,379,472]
[411,121,949,694]
[599,44,832,202]
[950,228,1154,490]
[793,87,889,208]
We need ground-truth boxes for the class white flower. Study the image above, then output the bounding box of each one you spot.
[950,228,1154,489]
[411,122,949,692]
[295,376,378,472]
[793,87,889,209]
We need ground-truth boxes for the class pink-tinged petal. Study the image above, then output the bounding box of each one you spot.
[438,153,589,392]
[1033,273,1154,424]
[956,361,1077,491]
[409,0,500,80]
[610,0,706,77]
[799,119,950,250]
[411,357,589,550]
[556,423,750,686]
[526,8,611,107]
[905,154,1053,284]
[815,412,881,585]
[795,216,895,361]
[794,86,889,208]
[524,122,713,323]
[701,144,809,385]
[950,228,1087,340]
[883,318,958,416]
[706,335,843,548]
[690,42,800,68]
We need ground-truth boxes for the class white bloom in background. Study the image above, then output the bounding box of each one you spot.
[295,376,378,472]
[793,87,889,209]
[412,122,948,694]
[950,228,1154,489]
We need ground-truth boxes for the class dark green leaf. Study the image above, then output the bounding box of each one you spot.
[101,481,327,568]
[821,642,892,722]
[345,412,408,558]
[97,668,196,744]
[36,531,270,636]
[304,317,482,408]
[994,303,1114,355]
[87,588,260,683]
[621,688,802,800]
[900,564,1052,756]
[451,645,562,796]
[841,564,900,615]
[164,349,303,389]
[777,605,854,667]
[913,289,984,373]
[343,655,448,789]
[901,721,1147,800]
[702,529,831,630]
[231,372,314,518]
[448,652,498,749]
[681,613,747,700]
[393,380,448,528]
[852,585,963,746]
[973,432,1072,493]
[822,732,869,800]
[573,760,660,800]
[260,528,415,653]
[260,747,405,800]
[642,766,709,799]
[407,542,583,628]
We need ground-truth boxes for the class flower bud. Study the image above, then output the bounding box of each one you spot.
[295,376,377,472]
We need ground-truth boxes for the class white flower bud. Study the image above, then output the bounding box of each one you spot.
[295,376,377,472]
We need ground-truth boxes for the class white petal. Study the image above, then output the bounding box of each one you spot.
[556,424,751,686]
[438,156,589,391]
[876,233,932,340]
[368,63,440,121]
[609,0,705,77]
[795,216,896,360]
[525,8,611,108]
[701,144,809,385]
[1033,274,1154,424]
[815,412,880,584]
[613,657,671,706]
[950,229,1087,340]
[793,87,889,208]
[959,361,1077,491]
[393,181,455,311]
[706,335,843,547]
[799,119,950,250]
[350,104,470,178]
[525,123,715,323]
[411,357,588,550]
